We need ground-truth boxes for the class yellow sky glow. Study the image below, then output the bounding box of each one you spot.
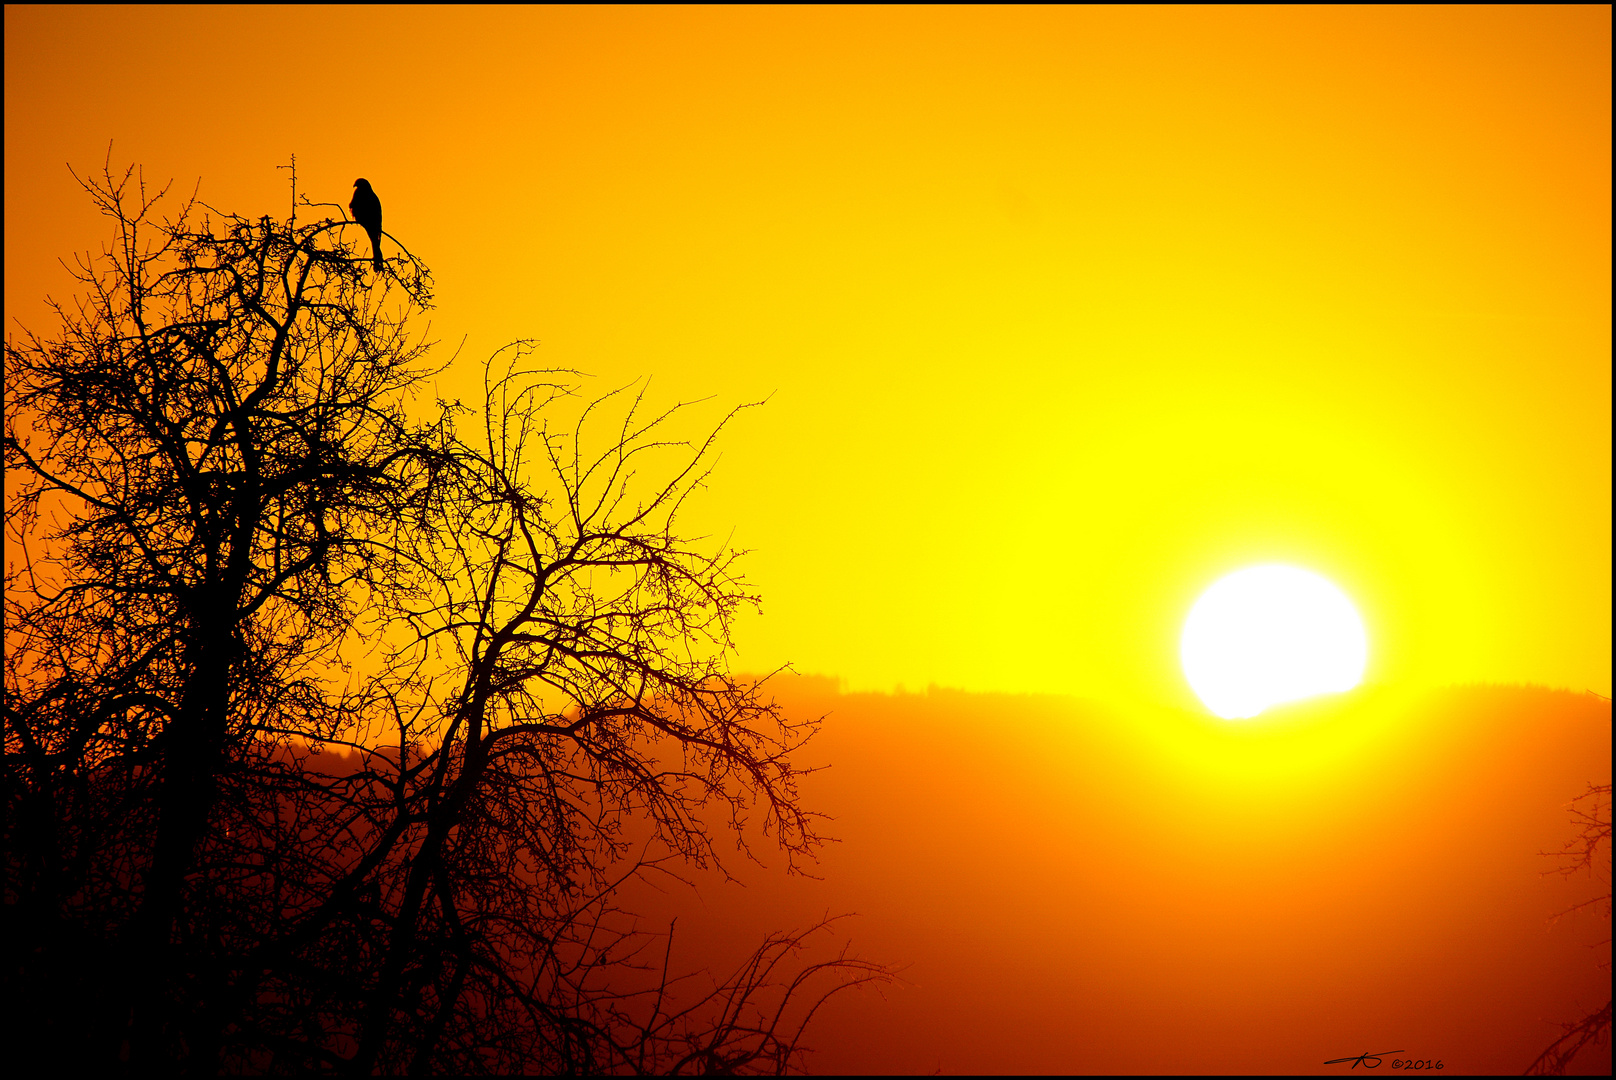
[5,4,1609,710]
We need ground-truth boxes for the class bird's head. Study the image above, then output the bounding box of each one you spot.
[353,178,370,190]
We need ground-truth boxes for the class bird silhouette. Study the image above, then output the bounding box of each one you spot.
[349,178,383,271]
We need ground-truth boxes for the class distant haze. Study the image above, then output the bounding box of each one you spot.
[622,677,1612,1075]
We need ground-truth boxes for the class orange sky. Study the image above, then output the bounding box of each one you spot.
[6,4,1609,711]
[5,7,1612,1073]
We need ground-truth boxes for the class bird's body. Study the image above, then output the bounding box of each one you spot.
[349,178,383,271]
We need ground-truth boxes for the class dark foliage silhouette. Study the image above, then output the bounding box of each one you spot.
[3,155,886,1074]
[349,178,384,271]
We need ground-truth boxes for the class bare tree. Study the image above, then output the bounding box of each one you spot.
[305,355,886,1075]
[3,156,887,1075]
[1526,693,1612,1076]
[4,150,448,1070]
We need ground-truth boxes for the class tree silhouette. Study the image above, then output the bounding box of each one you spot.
[1526,696,1612,1076]
[3,155,885,1074]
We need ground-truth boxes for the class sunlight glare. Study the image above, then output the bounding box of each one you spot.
[1180,564,1369,719]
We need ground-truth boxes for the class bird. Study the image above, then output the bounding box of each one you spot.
[349,178,383,271]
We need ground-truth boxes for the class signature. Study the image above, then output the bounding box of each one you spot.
[1324,1051,1444,1070]
[1324,1050,1404,1068]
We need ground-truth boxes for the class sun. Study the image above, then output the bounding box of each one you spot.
[1180,564,1368,719]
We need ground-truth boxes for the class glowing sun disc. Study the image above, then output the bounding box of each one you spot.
[1180,564,1368,719]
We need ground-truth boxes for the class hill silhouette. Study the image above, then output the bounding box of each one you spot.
[619,678,1611,1074]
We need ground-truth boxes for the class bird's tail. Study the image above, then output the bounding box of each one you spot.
[372,235,384,272]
